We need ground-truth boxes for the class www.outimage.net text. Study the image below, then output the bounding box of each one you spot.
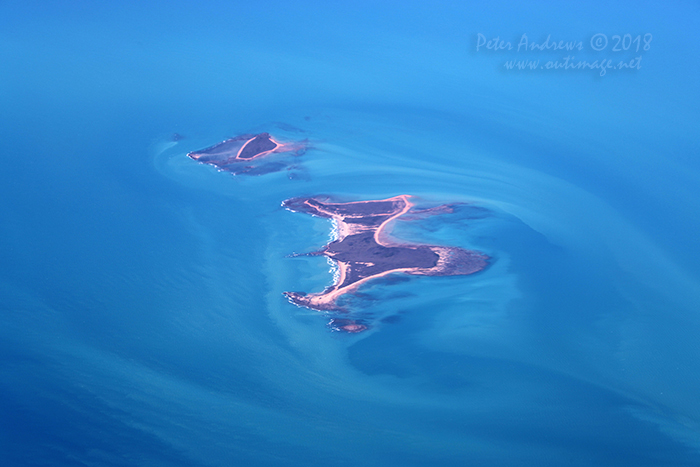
[475,33,652,76]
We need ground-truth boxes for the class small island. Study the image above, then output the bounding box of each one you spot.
[283,195,489,332]
[188,133,305,175]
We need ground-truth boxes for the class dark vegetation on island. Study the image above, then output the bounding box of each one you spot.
[283,195,489,333]
[187,132,306,176]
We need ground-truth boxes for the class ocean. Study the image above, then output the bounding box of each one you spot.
[1,1,700,466]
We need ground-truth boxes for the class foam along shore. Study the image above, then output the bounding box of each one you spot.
[283,195,489,332]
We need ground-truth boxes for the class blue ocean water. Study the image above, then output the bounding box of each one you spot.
[2,1,700,466]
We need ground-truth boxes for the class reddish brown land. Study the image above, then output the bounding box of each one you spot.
[283,195,489,332]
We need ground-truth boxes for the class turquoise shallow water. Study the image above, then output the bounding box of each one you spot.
[2,1,700,466]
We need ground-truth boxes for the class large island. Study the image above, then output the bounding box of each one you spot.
[283,195,489,332]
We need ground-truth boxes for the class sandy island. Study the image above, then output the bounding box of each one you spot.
[283,195,489,332]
